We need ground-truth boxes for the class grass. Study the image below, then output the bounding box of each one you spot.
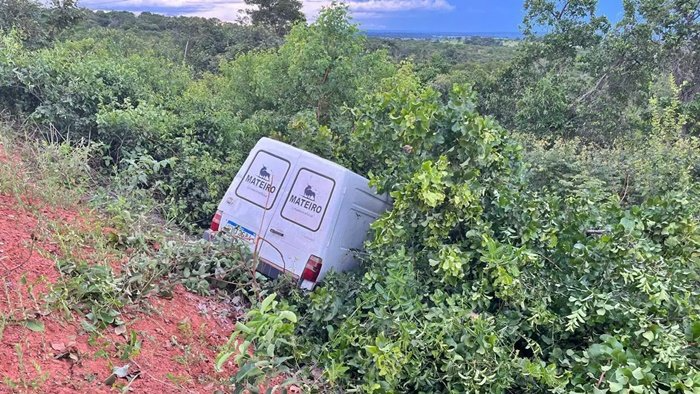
[2,341,50,391]
[0,274,49,341]
[0,122,97,210]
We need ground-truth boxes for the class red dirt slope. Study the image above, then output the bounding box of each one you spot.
[0,192,236,393]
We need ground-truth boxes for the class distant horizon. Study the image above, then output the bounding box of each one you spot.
[362,30,522,40]
[363,29,521,36]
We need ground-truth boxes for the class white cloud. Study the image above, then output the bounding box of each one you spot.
[185,3,250,21]
[348,0,453,12]
[80,0,455,24]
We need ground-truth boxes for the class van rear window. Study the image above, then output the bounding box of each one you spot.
[281,168,335,232]
[235,150,290,210]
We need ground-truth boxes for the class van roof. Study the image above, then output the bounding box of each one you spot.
[257,137,368,181]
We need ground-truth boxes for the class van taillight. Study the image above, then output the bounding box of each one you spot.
[210,210,222,232]
[301,255,323,282]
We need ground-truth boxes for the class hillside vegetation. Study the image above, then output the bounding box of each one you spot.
[0,0,698,392]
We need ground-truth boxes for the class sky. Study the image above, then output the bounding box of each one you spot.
[78,0,627,33]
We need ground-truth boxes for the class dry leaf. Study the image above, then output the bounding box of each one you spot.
[115,324,127,336]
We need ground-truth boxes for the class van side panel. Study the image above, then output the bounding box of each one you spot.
[316,173,391,283]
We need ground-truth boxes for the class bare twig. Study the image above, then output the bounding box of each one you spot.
[619,172,630,203]
[585,229,609,236]
[574,72,609,106]
[0,235,36,279]
[554,0,571,21]
[121,372,141,393]
[596,370,606,387]
[130,359,184,392]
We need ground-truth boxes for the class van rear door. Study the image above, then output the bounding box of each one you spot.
[219,148,292,245]
[258,164,340,281]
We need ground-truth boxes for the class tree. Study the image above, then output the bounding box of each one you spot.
[244,0,305,36]
[219,4,394,159]
[0,0,44,44]
[47,0,84,36]
[481,0,700,144]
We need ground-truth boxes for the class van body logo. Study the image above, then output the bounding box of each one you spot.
[289,184,322,213]
[304,185,316,201]
[244,165,276,194]
[259,166,271,180]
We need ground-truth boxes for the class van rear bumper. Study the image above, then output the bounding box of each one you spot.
[256,258,284,279]
[256,257,300,281]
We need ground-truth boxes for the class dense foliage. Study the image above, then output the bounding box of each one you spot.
[366,36,516,94]
[1,0,698,392]
[243,0,306,36]
[286,71,700,393]
[479,0,699,143]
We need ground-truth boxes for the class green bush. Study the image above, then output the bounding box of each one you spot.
[279,72,700,393]
[218,4,395,158]
[0,33,190,139]
[521,75,700,204]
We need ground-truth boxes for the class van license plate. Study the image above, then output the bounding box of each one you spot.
[226,220,257,244]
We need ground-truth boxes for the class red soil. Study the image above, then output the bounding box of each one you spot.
[0,192,238,393]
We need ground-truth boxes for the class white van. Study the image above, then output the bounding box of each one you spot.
[204,138,391,290]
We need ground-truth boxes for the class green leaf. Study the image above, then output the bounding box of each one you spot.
[588,344,610,357]
[81,320,98,333]
[260,293,276,312]
[214,350,235,372]
[642,331,654,342]
[620,217,635,232]
[235,322,253,334]
[632,368,644,380]
[23,319,44,332]
[609,381,624,392]
[278,310,297,323]
[235,362,263,383]
[689,321,700,341]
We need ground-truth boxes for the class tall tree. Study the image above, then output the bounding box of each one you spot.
[244,0,305,36]
[47,0,84,36]
[0,0,43,43]
[482,0,699,143]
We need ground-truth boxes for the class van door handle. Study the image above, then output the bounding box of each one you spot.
[270,229,284,237]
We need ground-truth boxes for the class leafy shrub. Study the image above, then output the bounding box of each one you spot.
[0,33,190,139]
[215,294,299,390]
[515,73,575,139]
[276,72,700,393]
[170,238,252,296]
[218,4,395,159]
[522,75,700,203]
